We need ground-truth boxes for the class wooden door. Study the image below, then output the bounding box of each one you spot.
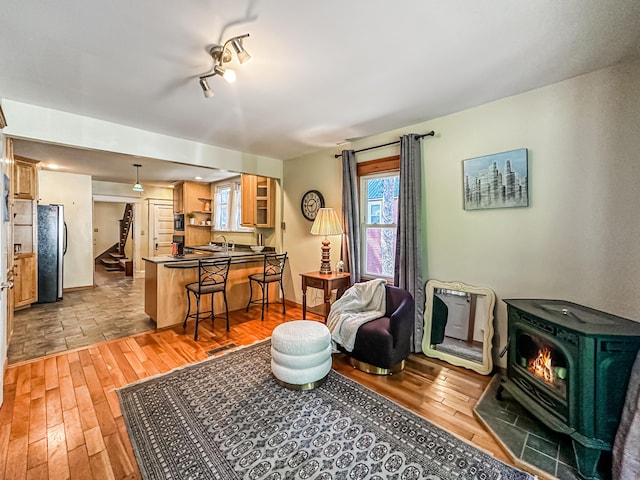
[149,200,174,256]
[440,293,471,341]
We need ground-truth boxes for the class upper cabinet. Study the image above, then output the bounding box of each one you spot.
[13,157,38,199]
[11,156,39,310]
[241,175,275,228]
[173,181,212,246]
[240,175,256,226]
[173,182,184,214]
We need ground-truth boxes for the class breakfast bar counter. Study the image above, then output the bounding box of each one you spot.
[143,249,269,329]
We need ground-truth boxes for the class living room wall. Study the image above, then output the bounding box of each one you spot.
[283,59,640,366]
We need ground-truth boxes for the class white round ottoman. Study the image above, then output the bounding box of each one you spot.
[271,320,332,390]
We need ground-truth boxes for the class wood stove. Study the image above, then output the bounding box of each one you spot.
[501,299,640,479]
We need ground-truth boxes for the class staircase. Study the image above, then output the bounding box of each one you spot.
[97,203,133,272]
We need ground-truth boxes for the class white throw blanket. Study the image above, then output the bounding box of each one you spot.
[326,279,387,353]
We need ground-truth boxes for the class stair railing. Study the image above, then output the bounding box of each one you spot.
[119,203,134,255]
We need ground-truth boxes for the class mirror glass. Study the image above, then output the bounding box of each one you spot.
[421,280,496,375]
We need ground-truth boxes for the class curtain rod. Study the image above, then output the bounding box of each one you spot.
[333,130,435,158]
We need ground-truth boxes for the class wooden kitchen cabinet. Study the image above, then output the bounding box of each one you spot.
[13,253,37,308]
[174,181,212,246]
[241,174,275,228]
[173,182,184,214]
[13,157,38,199]
[240,174,257,227]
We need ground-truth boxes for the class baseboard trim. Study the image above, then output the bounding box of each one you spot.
[63,285,94,293]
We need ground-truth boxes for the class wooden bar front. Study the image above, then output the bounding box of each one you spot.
[145,258,266,329]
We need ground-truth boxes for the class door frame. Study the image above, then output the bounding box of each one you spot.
[0,129,9,405]
[92,194,142,277]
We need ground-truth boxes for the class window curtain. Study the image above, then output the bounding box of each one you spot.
[394,134,425,352]
[340,149,360,284]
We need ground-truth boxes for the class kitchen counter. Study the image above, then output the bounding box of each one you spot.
[142,246,269,265]
[143,247,272,329]
[143,252,262,266]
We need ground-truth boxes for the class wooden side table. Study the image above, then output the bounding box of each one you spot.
[300,271,351,320]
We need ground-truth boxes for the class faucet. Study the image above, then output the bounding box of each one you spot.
[216,235,228,253]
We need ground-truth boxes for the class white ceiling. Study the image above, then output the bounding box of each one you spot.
[1,0,640,185]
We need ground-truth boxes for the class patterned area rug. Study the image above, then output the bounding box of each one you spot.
[119,340,534,479]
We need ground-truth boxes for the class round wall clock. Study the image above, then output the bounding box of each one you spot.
[301,190,325,221]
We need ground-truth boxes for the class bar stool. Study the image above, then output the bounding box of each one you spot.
[183,257,231,340]
[246,252,287,321]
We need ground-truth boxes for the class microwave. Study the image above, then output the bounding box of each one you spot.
[174,214,185,231]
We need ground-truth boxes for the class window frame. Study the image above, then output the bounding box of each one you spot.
[214,184,231,231]
[213,179,253,232]
[357,155,400,282]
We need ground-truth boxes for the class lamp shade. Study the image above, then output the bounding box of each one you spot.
[310,208,343,236]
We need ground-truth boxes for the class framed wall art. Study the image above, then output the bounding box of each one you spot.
[463,148,528,211]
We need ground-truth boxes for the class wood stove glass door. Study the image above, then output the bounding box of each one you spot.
[515,332,569,399]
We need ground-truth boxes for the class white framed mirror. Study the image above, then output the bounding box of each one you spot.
[421,280,496,375]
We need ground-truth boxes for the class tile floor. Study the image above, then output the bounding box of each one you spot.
[475,375,612,480]
[8,266,155,364]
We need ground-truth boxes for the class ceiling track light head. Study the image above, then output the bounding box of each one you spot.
[199,76,214,98]
[229,34,251,64]
[214,65,236,83]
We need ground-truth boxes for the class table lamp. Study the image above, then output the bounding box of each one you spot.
[310,208,343,274]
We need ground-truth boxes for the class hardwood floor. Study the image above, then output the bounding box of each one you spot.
[1,304,513,479]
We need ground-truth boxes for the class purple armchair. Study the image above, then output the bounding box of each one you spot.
[348,285,415,375]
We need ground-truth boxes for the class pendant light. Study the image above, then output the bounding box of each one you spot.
[132,163,144,192]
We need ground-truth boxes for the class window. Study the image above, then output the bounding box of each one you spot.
[214,180,251,231]
[360,171,399,280]
[234,182,243,229]
[214,185,230,230]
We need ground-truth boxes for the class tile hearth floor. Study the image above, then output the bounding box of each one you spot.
[475,375,612,480]
[8,267,155,364]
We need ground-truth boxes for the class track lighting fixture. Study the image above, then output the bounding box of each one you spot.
[132,163,144,192]
[198,33,251,98]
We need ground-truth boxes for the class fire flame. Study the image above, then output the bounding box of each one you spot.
[528,346,556,383]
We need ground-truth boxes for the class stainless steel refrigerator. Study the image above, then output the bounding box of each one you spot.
[37,204,67,303]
